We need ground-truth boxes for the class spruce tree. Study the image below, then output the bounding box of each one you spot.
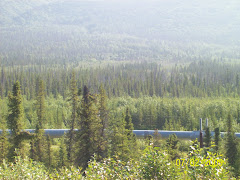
[67,71,78,163]
[46,135,52,167]
[108,113,130,162]
[7,81,25,159]
[76,86,101,169]
[34,126,45,162]
[59,136,68,167]
[214,127,220,152]
[96,84,108,160]
[166,134,179,160]
[7,81,24,136]
[0,128,9,163]
[34,79,46,162]
[226,114,238,170]
[124,107,137,159]
[36,79,45,129]
[204,127,211,148]
[125,108,134,137]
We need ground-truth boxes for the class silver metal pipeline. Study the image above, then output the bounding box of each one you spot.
[0,129,240,139]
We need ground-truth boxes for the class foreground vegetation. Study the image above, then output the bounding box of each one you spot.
[0,144,235,179]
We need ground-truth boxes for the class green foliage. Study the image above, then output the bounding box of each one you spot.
[214,127,220,152]
[34,128,45,162]
[0,143,236,179]
[75,86,103,169]
[0,128,9,163]
[96,84,108,160]
[86,156,140,179]
[186,143,232,180]
[226,113,239,175]
[7,81,27,160]
[204,127,211,148]
[140,147,180,179]
[67,71,79,163]
[0,156,49,179]
[58,136,68,168]
[36,79,46,129]
[50,166,82,180]
[153,129,161,148]
[7,81,24,136]
[46,135,52,167]
[166,134,179,160]
[108,113,131,162]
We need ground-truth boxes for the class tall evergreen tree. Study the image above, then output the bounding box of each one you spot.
[34,79,46,162]
[96,84,108,160]
[67,71,78,163]
[124,107,138,159]
[46,135,52,167]
[75,86,101,169]
[7,81,25,159]
[214,127,220,152]
[125,107,134,137]
[108,113,130,162]
[7,81,24,136]
[204,127,211,148]
[30,126,45,162]
[226,113,238,171]
[36,79,45,129]
[59,136,68,167]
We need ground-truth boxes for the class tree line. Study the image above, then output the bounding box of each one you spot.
[1,60,240,99]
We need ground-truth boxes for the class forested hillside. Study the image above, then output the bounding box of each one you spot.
[1,0,240,65]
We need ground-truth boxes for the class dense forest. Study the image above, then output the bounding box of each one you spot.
[1,60,240,132]
[1,60,240,179]
[1,0,240,179]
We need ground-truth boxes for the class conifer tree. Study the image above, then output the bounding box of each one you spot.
[226,114,238,169]
[7,81,25,159]
[34,126,44,162]
[7,81,24,136]
[34,79,46,162]
[153,129,161,148]
[76,86,101,169]
[29,140,36,160]
[45,135,52,167]
[59,136,68,167]
[125,107,134,138]
[67,71,78,163]
[124,107,138,159]
[96,84,108,160]
[166,134,179,160]
[36,79,45,129]
[138,107,143,129]
[0,128,9,163]
[204,127,211,148]
[108,113,130,162]
[214,127,220,152]
[0,103,8,162]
